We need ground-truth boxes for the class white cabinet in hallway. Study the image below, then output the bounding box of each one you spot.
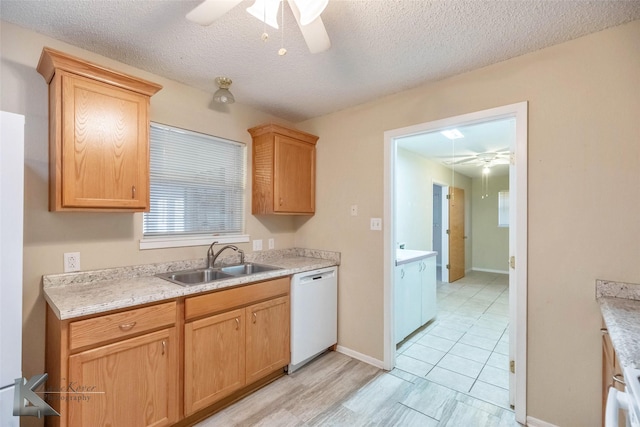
[395,250,437,344]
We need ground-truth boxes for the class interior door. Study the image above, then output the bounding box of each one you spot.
[448,187,465,282]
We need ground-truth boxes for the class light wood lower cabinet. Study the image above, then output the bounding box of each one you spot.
[602,322,625,427]
[184,309,246,414]
[68,328,178,427]
[245,296,290,384]
[46,301,179,427]
[183,278,290,417]
[46,278,290,427]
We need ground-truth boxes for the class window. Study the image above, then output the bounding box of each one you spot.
[498,190,509,227]
[141,123,247,249]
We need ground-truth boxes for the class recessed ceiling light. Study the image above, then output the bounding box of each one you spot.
[440,129,464,140]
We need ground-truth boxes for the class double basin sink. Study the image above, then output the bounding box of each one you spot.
[156,262,282,287]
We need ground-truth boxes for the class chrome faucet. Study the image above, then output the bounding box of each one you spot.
[206,241,219,268]
[207,242,245,268]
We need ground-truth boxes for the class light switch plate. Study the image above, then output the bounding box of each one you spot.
[350,205,358,216]
[370,218,382,231]
[253,239,263,251]
[268,238,274,250]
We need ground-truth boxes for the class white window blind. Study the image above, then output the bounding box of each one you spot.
[143,123,246,238]
[498,190,509,227]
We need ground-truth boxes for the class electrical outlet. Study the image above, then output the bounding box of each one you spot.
[63,252,80,273]
[350,205,358,216]
[370,218,382,231]
[253,239,263,251]
[268,238,275,250]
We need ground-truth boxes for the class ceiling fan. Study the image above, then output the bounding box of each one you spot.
[186,0,331,54]
[443,150,511,167]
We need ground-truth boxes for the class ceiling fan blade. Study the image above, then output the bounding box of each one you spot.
[288,0,331,53]
[186,0,243,26]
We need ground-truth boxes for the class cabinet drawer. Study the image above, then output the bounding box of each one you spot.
[185,277,289,321]
[69,301,176,350]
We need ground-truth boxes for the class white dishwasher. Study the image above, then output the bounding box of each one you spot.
[288,266,338,374]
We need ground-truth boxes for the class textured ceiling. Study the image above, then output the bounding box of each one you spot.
[2,1,639,122]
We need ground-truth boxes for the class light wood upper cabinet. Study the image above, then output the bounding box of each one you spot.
[36,47,162,211]
[248,123,318,215]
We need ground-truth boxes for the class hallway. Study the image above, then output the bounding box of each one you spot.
[396,271,511,410]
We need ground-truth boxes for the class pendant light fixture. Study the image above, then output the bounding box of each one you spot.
[213,77,235,104]
[481,164,491,199]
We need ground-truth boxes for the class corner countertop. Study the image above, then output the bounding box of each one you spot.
[597,279,640,369]
[395,249,437,266]
[43,248,339,321]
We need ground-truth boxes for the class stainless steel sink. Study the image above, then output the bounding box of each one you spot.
[156,268,234,286]
[220,262,282,276]
[156,263,282,286]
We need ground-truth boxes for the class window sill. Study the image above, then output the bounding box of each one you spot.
[140,234,250,250]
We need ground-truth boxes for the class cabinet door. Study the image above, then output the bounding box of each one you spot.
[395,262,421,343]
[421,257,437,325]
[246,296,290,384]
[67,328,177,427]
[184,309,245,415]
[273,135,315,213]
[61,73,149,209]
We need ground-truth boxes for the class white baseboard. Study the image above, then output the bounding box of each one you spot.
[472,267,509,275]
[335,345,384,370]
[526,416,558,427]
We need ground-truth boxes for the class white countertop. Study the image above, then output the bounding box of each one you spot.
[395,249,437,266]
[597,279,640,369]
[43,248,339,320]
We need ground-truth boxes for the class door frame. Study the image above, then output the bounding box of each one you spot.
[383,102,528,423]
[432,182,449,283]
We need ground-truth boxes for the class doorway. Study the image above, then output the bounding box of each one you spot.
[383,102,528,423]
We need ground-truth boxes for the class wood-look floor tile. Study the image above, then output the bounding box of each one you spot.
[400,377,458,420]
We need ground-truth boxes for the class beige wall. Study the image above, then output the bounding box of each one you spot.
[296,21,640,426]
[471,174,509,272]
[396,148,472,263]
[0,22,298,425]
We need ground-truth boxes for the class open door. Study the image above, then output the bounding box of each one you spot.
[448,187,465,282]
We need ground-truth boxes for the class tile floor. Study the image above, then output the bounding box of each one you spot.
[396,270,512,411]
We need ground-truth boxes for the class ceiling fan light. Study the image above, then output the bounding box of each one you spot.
[213,77,235,104]
[247,0,280,29]
[482,166,491,175]
[292,0,328,26]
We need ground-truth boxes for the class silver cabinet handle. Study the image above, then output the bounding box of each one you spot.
[400,269,405,279]
[600,328,608,334]
[161,340,166,355]
[132,185,136,199]
[613,374,626,386]
[235,317,240,330]
[252,312,257,324]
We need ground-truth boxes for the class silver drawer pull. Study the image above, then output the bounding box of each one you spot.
[119,322,137,331]
[612,374,626,386]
